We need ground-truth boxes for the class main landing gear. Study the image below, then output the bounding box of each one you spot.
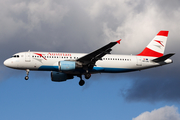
[85,73,91,79]
[78,75,85,86]
[79,80,85,86]
[78,73,91,86]
[25,69,29,80]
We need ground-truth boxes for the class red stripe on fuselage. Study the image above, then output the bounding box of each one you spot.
[34,53,47,60]
[137,47,163,57]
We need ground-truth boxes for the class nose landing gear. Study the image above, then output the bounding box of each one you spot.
[25,69,29,80]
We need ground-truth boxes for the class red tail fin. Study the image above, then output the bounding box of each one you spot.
[137,31,169,57]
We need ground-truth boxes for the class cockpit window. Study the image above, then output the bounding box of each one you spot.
[12,55,20,58]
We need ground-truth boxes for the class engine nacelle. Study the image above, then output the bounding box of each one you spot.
[58,61,82,71]
[59,61,75,71]
[51,71,74,82]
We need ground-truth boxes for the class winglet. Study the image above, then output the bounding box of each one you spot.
[116,39,121,44]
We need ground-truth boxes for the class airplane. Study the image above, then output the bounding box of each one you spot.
[4,30,174,86]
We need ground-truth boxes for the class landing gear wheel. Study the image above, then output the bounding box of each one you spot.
[25,76,29,80]
[85,73,91,79]
[25,69,30,80]
[79,80,85,86]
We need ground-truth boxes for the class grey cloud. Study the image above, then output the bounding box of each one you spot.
[119,29,180,102]
[120,54,180,102]
[154,0,180,12]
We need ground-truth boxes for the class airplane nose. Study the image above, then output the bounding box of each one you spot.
[4,59,10,67]
[4,58,17,68]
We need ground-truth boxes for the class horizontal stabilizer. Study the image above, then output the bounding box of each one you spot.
[152,53,175,62]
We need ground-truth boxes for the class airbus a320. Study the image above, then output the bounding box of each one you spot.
[4,31,174,86]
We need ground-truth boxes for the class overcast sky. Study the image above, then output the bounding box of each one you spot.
[1,0,180,120]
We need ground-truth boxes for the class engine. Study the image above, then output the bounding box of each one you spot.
[51,71,74,82]
[58,61,82,71]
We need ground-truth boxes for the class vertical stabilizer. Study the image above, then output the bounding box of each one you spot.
[137,31,169,57]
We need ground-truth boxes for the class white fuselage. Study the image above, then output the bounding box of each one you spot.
[4,51,172,75]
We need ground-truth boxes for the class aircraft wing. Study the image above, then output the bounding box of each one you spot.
[77,39,121,67]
